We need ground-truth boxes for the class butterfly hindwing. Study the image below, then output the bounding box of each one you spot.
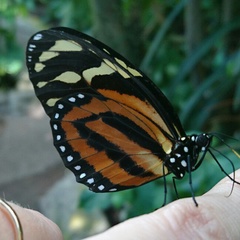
[50,92,169,192]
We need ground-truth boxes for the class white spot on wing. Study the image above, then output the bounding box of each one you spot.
[77,93,84,99]
[87,178,94,184]
[59,146,66,152]
[56,135,61,141]
[98,185,105,191]
[80,173,86,179]
[184,147,188,153]
[74,165,81,170]
[181,160,187,167]
[58,104,64,109]
[67,155,74,162]
[54,113,60,119]
[27,56,32,62]
[28,44,36,51]
[33,33,43,40]
[68,97,76,102]
[109,188,117,192]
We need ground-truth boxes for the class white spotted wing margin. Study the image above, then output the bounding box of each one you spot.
[50,92,170,192]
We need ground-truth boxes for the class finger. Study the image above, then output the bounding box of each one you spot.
[0,202,63,240]
[85,169,240,240]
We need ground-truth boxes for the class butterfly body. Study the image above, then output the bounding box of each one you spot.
[26,27,238,201]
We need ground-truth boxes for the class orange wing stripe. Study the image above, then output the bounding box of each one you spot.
[99,89,173,136]
[86,118,152,155]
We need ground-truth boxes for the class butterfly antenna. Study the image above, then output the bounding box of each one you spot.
[208,148,240,197]
[232,148,240,158]
[210,132,239,141]
[211,133,240,152]
[209,148,240,183]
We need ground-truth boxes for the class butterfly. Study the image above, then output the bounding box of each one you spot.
[26,27,239,206]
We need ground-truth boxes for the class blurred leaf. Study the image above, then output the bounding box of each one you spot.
[169,19,240,97]
[141,0,188,71]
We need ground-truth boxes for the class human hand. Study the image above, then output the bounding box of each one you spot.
[1,169,239,240]
[86,169,240,240]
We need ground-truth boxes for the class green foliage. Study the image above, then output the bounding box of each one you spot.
[31,0,92,30]
[0,29,22,88]
[0,1,27,88]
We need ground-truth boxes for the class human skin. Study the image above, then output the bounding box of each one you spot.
[1,169,240,240]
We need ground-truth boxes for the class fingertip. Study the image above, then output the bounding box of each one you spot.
[10,203,63,240]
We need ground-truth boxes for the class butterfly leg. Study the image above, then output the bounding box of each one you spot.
[161,163,168,207]
[171,155,198,207]
[187,155,198,207]
[172,176,179,200]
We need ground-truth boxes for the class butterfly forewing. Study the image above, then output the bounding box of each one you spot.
[27,27,185,138]
[26,27,186,192]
